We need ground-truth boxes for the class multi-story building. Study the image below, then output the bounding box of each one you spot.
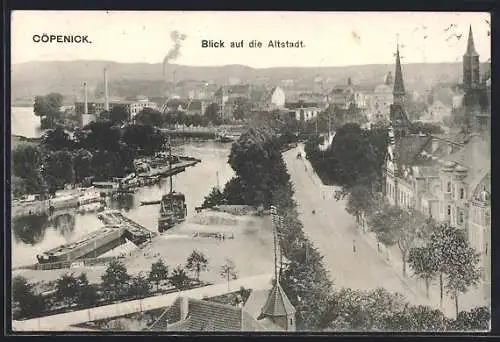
[75,99,159,124]
[284,101,323,122]
[385,27,491,294]
[262,86,286,108]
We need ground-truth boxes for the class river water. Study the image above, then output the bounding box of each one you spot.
[11,107,234,267]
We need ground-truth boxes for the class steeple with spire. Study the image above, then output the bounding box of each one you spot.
[463,25,480,90]
[259,206,296,331]
[390,38,410,137]
[393,41,406,105]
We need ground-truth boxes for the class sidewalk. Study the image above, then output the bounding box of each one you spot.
[12,273,272,331]
[292,145,488,318]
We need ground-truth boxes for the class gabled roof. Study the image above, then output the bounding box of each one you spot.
[259,283,296,318]
[395,135,433,166]
[147,296,266,332]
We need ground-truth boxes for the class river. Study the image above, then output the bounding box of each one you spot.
[11,107,235,267]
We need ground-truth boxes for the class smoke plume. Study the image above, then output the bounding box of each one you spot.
[163,30,187,78]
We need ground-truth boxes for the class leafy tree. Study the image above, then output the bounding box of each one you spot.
[204,103,221,125]
[444,243,481,317]
[42,126,73,150]
[55,272,80,306]
[135,108,163,127]
[382,305,446,332]
[81,121,122,152]
[129,272,152,298]
[78,284,99,308]
[220,258,238,292]
[101,260,131,300]
[186,250,209,281]
[110,104,130,125]
[408,246,440,299]
[345,185,379,229]
[221,177,247,205]
[12,145,46,195]
[169,265,191,291]
[149,259,169,292]
[368,205,429,276]
[428,223,480,311]
[450,306,490,331]
[34,93,64,128]
[232,97,252,121]
[12,276,46,318]
[42,150,75,193]
[72,148,94,184]
[12,276,32,302]
[122,124,163,155]
[202,187,225,208]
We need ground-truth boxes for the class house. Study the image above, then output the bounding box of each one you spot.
[284,101,323,122]
[147,281,296,332]
[262,86,286,108]
[418,100,451,125]
[75,99,159,124]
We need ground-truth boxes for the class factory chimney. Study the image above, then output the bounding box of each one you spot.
[104,67,110,111]
[83,82,88,115]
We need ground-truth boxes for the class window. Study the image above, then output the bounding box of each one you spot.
[460,188,465,199]
[290,318,293,325]
[458,210,464,225]
[447,182,452,193]
[447,205,451,216]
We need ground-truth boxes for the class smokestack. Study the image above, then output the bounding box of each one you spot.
[83,82,88,115]
[104,67,110,111]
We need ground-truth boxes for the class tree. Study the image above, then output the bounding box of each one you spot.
[129,272,152,298]
[78,284,99,308]
[12,276,32,302]
[450,306,490,331]
[232,97,252,121]
[42,126,73,150]
[42,150,75,193]
[34,93,64,129]
[12,276,46,319]
[202,187,225,208]
[149,259,169,292]
[135,108,163,127]
[169,265,191,291]
[110,105,130,124]
[408,246,440,299]
[428,223,480,311]
[55,272,80,306]
[12,145,46,195]
[186,250,209,281]
[101,260,131,300]
[345,185,378,229]
[368,205,429,276]
[445,243,481,317]
[382,305,446,332]
[72,148,94,184]
[220,258,238,292]
[204,103,221,125]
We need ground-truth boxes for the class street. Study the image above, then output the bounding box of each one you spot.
[284,146,458,315]
[285,145,488,317]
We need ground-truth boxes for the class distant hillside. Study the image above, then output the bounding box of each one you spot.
[11,60,487,104]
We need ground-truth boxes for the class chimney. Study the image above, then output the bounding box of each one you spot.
[83,82,88,115]
[104,67,110,111]
[179,296,189,321]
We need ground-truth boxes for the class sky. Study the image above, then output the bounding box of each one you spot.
[11,11,491,67]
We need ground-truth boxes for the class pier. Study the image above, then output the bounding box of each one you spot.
[97,210,157,245]
[136,158,201,178]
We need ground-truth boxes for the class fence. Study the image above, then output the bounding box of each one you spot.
[13,256,125,271]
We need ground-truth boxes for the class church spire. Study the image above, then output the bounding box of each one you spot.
[393,41,406,100]
[465,25,479,56]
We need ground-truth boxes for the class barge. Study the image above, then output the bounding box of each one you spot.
[36,225,126,263]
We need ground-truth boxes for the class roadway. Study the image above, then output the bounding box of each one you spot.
[285,145,488,318]
[284,146,435,308]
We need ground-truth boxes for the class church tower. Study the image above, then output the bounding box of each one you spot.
[390,42,410,137]
[463,25,480,91]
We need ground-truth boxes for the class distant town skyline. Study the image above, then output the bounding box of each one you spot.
[12,11,490,68]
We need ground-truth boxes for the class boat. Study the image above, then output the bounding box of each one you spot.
[158,136,187,232]
[36,225,125,263]
[78,188,102,205]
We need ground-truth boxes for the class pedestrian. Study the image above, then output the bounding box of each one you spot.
[352,239,356,253]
